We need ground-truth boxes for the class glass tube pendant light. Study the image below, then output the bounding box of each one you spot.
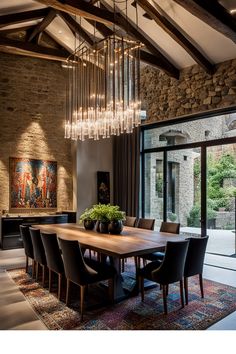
[64,34,142,141]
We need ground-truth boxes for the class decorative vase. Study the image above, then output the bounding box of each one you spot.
[108,220,123,235]
[84,219,95,230]
[99,221,109,234]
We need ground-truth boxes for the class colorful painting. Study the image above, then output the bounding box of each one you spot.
[10,157,57,209]
[97,171,110,204]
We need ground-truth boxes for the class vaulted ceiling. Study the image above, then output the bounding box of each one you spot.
[0,0,236,78]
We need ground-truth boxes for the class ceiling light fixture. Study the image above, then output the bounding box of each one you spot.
[64,2,142,141]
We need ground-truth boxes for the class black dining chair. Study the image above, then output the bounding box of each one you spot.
[138,240,189,314]
[136,218,155,231]
[19,225,35,276]
[123,216,137,227]
[58,238,116,320]
[29,227,47,286]
[141,221,180,263]
[184,236,209,305]
[41,232,65,300]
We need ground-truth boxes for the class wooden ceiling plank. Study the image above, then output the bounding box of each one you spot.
[28,9,57,42]
[0,35,69,61]
[0,8,49,29]
[36,0,115,25]
[136,0,214,74]
[58,11,94,46]
[173,0,236,44]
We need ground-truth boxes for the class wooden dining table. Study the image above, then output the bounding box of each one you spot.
[35,223,186,301]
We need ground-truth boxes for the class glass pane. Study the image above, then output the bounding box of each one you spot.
[207,144,236,256]
[144,152,163,229]
[167,148,201,237]
[144,112,236,149]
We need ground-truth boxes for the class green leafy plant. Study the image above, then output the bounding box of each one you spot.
[90,203,111,222]
[187,204,216,227]
[107,205,125,221]
[79,207,94,223]
[168,212,177,222]
[87,203,125,223]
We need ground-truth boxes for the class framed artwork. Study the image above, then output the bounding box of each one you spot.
[97,171,110,204]
[9,157,57,209]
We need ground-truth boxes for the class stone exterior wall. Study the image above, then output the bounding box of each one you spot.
[0,53,73,212]
[141,59,236,123]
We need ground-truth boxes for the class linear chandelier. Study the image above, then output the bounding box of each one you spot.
[64,35,142,141]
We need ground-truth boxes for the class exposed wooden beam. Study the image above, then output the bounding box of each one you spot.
[0,25,33,35]
[58,11,94,46]
[28,9,57,42]
[139,50,178,74]
[0,35,69,61]
[36,0,115,25]
[86,19,113,38]
[100,1,179,79]
[87,18,178,74]
[136,0,214,74]
[173,0,236,44]
[0,8,49,29]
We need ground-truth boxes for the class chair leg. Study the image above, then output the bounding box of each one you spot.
[42,265,46,287]
[108,278,114,304]
[180,279,184,309]
[122,258,125,273]
[36,262,39,281]
[26,256,29,273]
[199,274,204,298]
[184,277,188,305]
[58,273,62,300]
[49,269,52,292]
[162,285,168,314]
[66,279,70,306]
[134,256,140,272]
[140,276,144,302]
[32,260,35,278]
[80,285,86,321]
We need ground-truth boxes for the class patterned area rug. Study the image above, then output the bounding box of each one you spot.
[8,266,236,330]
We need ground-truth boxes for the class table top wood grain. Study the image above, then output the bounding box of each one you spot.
[34,223,186,258]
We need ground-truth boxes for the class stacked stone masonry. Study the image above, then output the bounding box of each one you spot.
[140,59,236,122]
[0,53,73,212]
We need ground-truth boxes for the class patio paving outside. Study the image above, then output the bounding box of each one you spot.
[181,226,236,271]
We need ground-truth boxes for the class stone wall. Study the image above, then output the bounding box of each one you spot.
[141,59,236,122]
[0,53,73,212]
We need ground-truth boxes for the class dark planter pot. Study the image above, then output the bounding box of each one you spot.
[99,221,109,234]
[95,220,100,232]
[108,220,123,235]
[83,219,95,230]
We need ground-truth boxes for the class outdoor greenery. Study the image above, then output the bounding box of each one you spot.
[188,153,236,227]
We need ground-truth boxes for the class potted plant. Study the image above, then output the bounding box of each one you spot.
[79,207,95,230]
[90,203,111,233]
[107,206,126,234]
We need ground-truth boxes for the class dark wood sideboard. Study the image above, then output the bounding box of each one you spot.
[0,211,77,250]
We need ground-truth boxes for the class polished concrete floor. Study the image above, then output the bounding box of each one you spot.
[0,248,236,330]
